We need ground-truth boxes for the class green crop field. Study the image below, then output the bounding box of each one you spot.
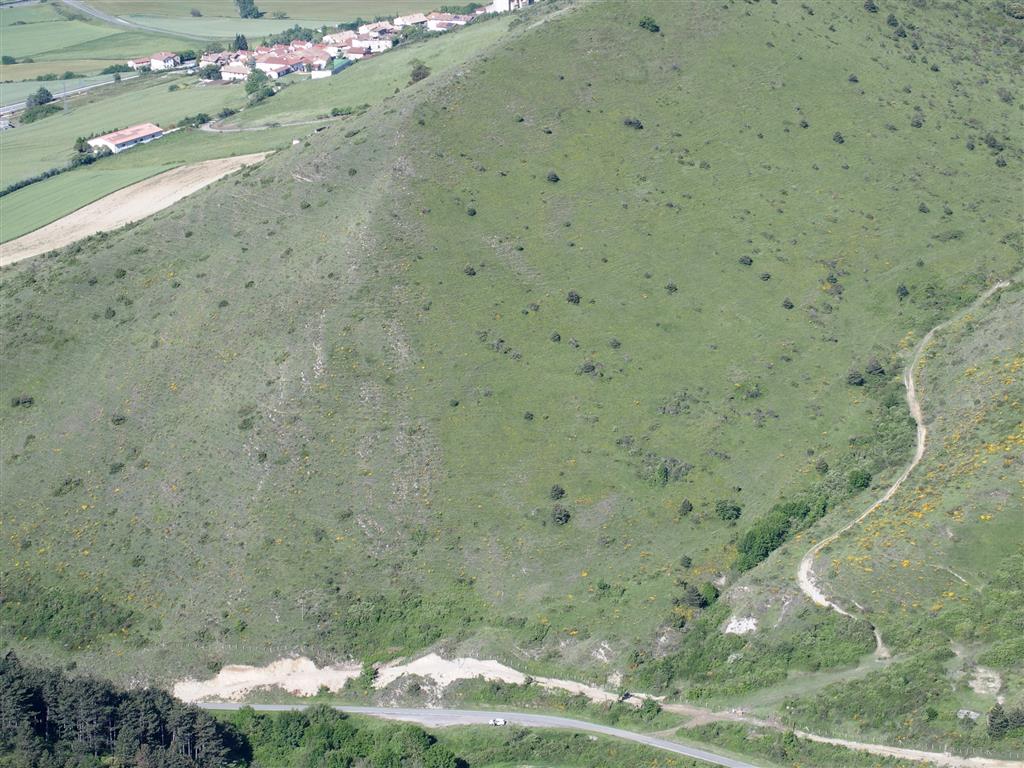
[0,76,247,187]
[0,2,195,66]
[0,0,1021,765]
[0,73,117,107]
[224,14,513,127]
[0,57,115,79]
[0,126,305,242]
[92,0,433,21]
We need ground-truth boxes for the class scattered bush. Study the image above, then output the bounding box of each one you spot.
[846,369,865,386]
[410,61,431,84]
[547,170,560,183]
[566,290,581,304]
[550,484,566,500]
[623,117,644,129]
[639,16,660,32]
[715,499,742,521]
[552,505,571,525]
[847,468,872,491]
[832,131,845,144]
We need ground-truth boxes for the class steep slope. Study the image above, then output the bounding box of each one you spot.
[1,1,1020,745]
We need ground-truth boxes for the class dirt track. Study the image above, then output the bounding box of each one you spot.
[796,279,1012,658]
[0,153,271,267]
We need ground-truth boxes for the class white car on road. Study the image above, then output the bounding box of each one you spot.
[488,718,507,726]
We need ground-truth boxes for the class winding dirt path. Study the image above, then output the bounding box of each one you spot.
[0,153,271,267]
[797,279,1012,658]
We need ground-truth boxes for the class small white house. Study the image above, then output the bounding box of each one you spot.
[127,57,150,70]
[150,52,180,70]
[87,123,163,154]
[341,46,369,61]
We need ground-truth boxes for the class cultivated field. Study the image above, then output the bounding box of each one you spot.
[1,151,270,265]
[0,75,247,186]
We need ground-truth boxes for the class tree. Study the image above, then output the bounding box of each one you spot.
[549,484,566,500]
[25,87,53,108]
[190,7,202,15]
[245,68,269,95]
[846,369,865,386]
[897,283,909,300]
[234,33,249,51]
[199,64,221,80]
[1,55,15,65]
[988,704,1010,738]
[552,505,570,525]
[639,16,660,32]
[715,499,742,521]
[847,468,872,491]
[234,0,263,18]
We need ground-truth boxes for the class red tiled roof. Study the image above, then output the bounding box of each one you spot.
[92,123,162,146]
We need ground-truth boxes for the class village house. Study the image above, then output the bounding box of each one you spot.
[201,51,232,66]
[392,12,428,28]
[126,57,150,70]
[289,39,313,50]
[87,123,163,154]
[342,46,370,61]
[150,52,180,71]
[220,62,252,81]
[426,12,471,30]
[357,20,396,36]
[322,30,357,47]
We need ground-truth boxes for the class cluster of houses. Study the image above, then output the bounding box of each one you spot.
[192,0,532,84]
[86,0,534,155]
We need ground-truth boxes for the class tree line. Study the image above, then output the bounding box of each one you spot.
[1,652,462,767]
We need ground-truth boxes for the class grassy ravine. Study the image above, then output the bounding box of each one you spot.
[0,0,1021,763]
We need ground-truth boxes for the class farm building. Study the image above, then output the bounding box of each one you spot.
[127,57,150,70]
[150,52,180,70]
[392,12,428,27]
[87,123,164,154]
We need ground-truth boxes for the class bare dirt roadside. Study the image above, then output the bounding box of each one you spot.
[796,279,1012,658]
[0,152,271,268]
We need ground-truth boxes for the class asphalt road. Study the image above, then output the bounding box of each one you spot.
[199,702,763,768]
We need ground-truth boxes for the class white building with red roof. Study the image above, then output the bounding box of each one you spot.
[87,123,164,154]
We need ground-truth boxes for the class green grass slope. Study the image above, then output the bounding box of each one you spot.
[0,1,1020,759]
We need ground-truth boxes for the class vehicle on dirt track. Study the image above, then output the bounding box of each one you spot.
[487,718,507,726]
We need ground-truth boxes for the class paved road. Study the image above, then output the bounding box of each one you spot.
[1,74,138,113]
[198,702,762,768]
[60,0,215,39]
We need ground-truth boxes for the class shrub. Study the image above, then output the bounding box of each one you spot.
[738,255,753,266]
[679,499,693,515]
[918,202,930,213]
[463,265,476,276]
[715,499,742,521]
[410,62,431,84]
[846,369,865,386]
[832,131,845,144]
[552,505,571,525]
[897,283,909,300]
[782,298,794,309]
[665,282,678,293]
[546,170,560,183]
[865,357,885,376]
[20,103,61,123]
[864,0,878,10]
[847,469,872,491]
[680,555,692,568]
[1,55,15,65]
[639,16,660,32]
[466,207,476,216]
[623,117,644,129]
[25,87,53,108]
[190,7,202,15]
[848,74,859,83]
[550,484,566,500]
[566,290,581,304]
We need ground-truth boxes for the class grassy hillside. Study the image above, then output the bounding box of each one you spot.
[0,0,1020,760]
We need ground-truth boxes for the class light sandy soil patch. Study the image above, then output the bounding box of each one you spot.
[969,666,1002,696]
[723,616,758,635]
[175,652,631,705]
[0,153,271,267]
[174,657,362,702]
